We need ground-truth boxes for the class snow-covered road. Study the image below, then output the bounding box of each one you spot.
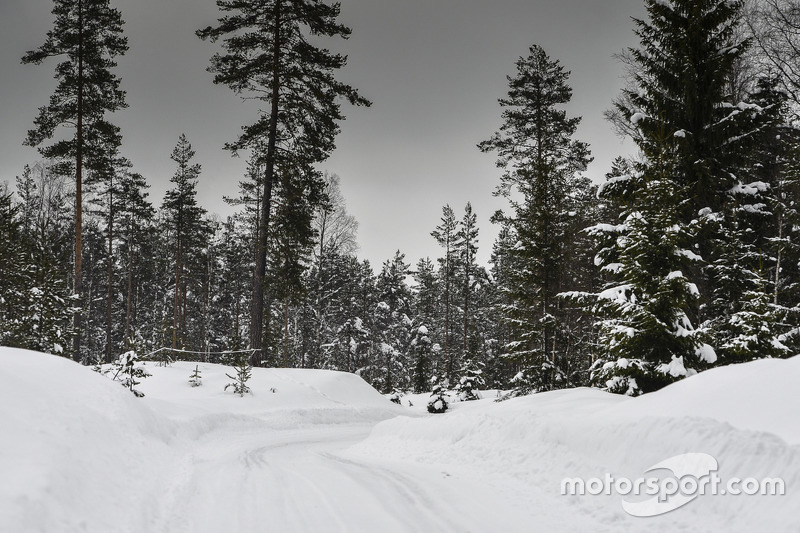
[150,422,531,533]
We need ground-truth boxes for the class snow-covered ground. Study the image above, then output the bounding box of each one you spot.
[1,348,798,532]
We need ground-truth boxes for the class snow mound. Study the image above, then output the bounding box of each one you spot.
[352,356,800,532]
[0,348,177,533]
[138,362,405,430]
[0,349,402,533]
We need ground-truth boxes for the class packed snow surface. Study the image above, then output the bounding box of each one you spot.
[1,348,798,532]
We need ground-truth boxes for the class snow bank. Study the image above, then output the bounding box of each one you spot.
[0,348,177,533]
[352,357,800,532]
[138,362,405,431]
[0,349,402,533]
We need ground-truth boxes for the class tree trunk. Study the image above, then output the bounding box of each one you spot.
[72,0,84,361]
[250,0,281,362]
[124,232,133,349]
[105,178,113,362]
[172,222,181,350]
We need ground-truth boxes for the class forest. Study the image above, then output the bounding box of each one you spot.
[2,0,800,397]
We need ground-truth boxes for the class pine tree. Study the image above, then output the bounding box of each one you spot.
[430,205,459,379]
[455,203,479,368]
[162,134,208,352]
[478,44,592,393]
[23,0,128,359]
[198,0,370,358]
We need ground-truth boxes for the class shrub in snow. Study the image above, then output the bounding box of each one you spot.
[156,349,173,367]
[189,365,202,387]
[91,355,108,375]
[427,375,449,414]
[112,351,150,398]
[454,359,485,401]
[388,390,403,404]
[225,356,252,396]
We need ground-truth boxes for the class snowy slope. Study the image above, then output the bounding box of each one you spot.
[2,348,798,532]
[0,349,536,532]
[353,356,800,532]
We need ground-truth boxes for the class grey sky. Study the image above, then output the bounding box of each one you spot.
[0,0,645,270]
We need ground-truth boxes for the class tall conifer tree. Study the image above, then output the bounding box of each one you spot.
[479,44,592,392]
[22,0,128,360]
[198,0,370,361]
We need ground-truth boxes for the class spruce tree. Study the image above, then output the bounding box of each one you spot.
[117,169,155,350]
[374,252,412,393]
[23,0,128,360]
[585,0,773,389]
[225,355,252,396]
[410,325,433,394]
[479,44,592,393]
[0,190,34,348]
[198,0,370,359]
[112,350,150,398]
[427,375,449,414]
[579,128,716,395]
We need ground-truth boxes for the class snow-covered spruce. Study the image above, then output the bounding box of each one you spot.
[427,375,449,413]
[454,359,485,401]
[111,350,150,398]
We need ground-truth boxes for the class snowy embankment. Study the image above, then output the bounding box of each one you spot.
[0,348,407,532]
[2,348,798,532]
[352,357,800,532]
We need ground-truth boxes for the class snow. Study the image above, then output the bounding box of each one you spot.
[354,357,800,532]
[2,347,799,532]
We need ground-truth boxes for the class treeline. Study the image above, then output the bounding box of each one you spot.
[2,0,800,396]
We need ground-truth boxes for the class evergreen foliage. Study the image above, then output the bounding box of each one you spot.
[189,365,202,387]
[22,0,129,360]
[427,375,449,414]
[454,359,485,402]
[197,0,370,356]
[479,44,593,393]
[112,350,150,398]
[225,355,253,397]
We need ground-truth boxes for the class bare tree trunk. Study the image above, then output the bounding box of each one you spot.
[172,229,181,350]
[72,0,85,361]
[775,210,783,305]
[283,296,290,367]
[105,179,114,362]
[124,235,133,348]
[250,0,282,362]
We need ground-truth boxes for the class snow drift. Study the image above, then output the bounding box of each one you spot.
[352,356,800,532]
[0,348,403,533]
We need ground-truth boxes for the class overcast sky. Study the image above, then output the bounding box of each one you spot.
[0,0,645,270]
